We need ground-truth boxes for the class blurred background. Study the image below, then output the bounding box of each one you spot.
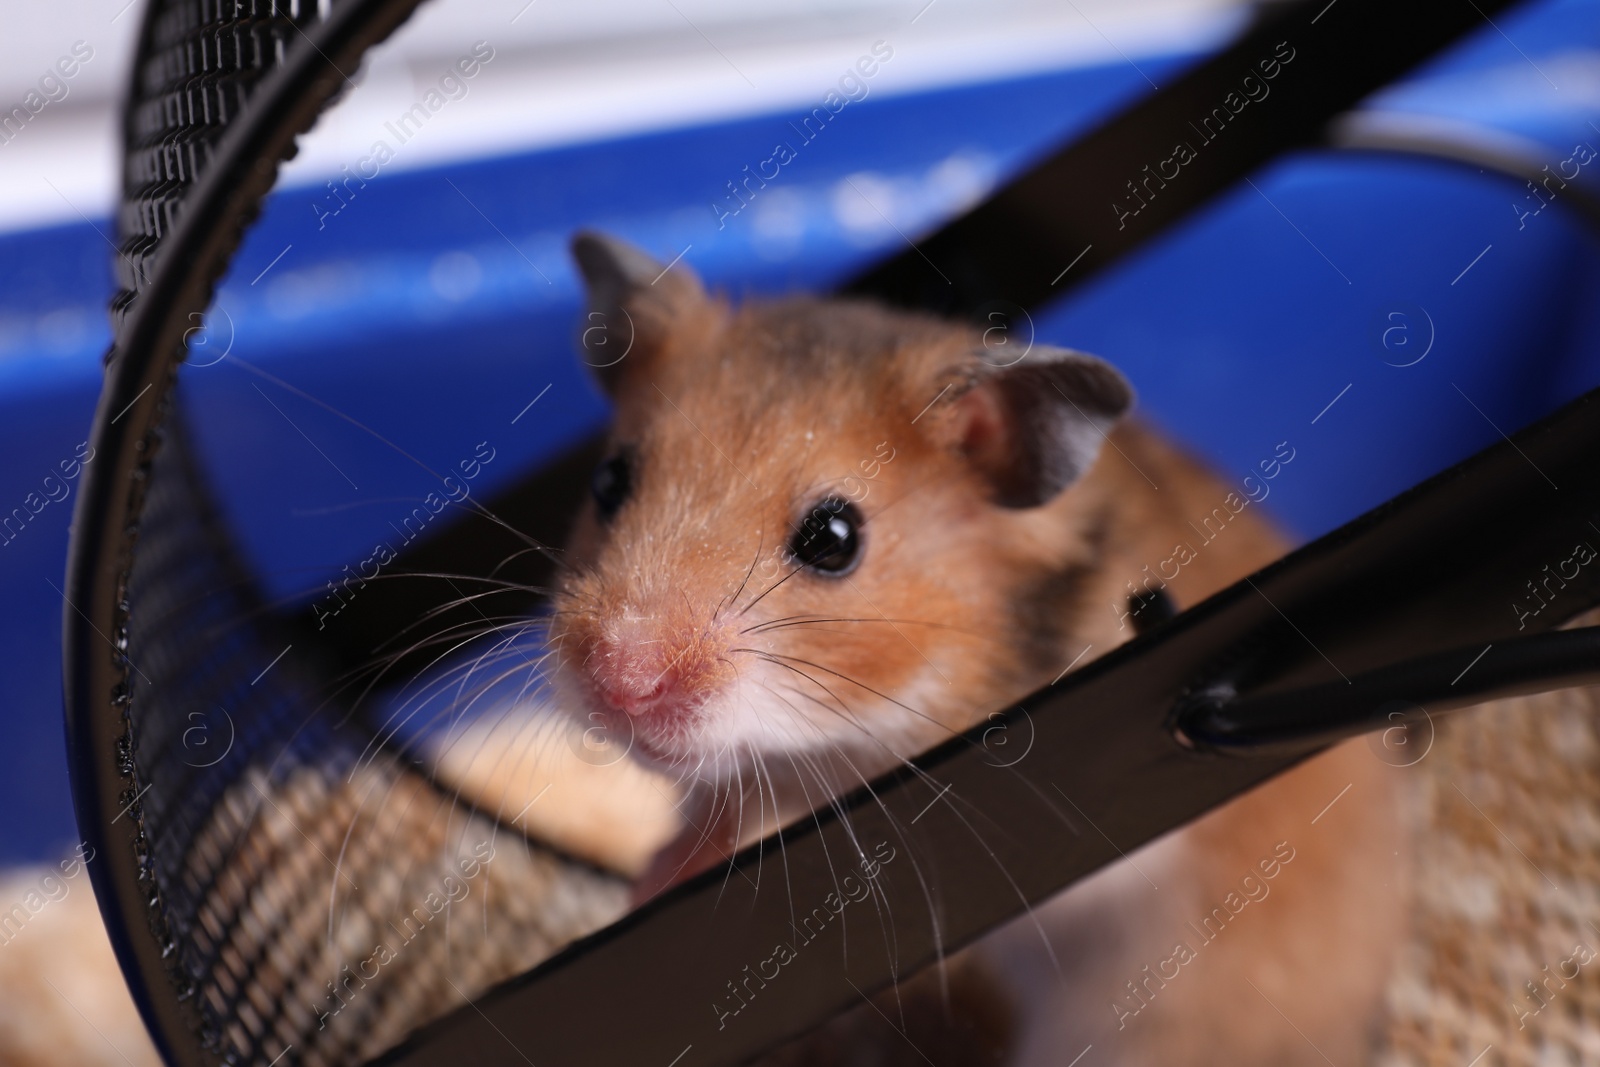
[1,0,1599,1047]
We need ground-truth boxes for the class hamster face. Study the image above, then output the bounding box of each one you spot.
[547,233,1132,788]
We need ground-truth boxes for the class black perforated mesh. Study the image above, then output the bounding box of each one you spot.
[116,1,329,324]
[97,3,630,1064]
[122,410,625,1065]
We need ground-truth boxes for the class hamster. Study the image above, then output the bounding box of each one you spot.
[547,231,1407,1065]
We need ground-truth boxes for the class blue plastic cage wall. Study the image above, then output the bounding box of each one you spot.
[3,0,1599,864]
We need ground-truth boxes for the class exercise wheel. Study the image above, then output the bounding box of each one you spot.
[63,0,1600,1065]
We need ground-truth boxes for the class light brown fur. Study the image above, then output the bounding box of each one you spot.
[549,240,1409,1063]
[985,423,1407,1064]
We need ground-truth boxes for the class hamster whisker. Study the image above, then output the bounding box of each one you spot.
[212,627,550,870]
[317,609,547,697]
[765,652,1079,871]
[360,681,560,895]
[353,628,550,774]
[743,654,871,746]
[736,612,820,634]
[783,681,1063,982]
[369,587,557,653]
[741,616,1005,644]
[331,740,488,955]
[647,742,739,897]
[486,546,591,595]
[743,656,962,880]
[781,742,860,907]
[198,634,546,938]
[122,564,542,661]
[653,727,713,795]
[742,722,801,922]
[724,754,757,905]
[732,556,812,618]
[776,715,945,987]
[415,650,559,769]
[223,352,566,570]
[714,534,767,623]
[430,683,571,840]
[324,616,550,727]
[783,738,933,992]
[756,667,984,891]
[737,741,771,899]
[752,646,1088,864]
[316,568,555,593]
[733,649,965,745]
[763,670,946,809]
[363,633,552,750]
[386,569,563,600]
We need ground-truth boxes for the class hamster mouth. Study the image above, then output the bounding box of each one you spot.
[580,685,710,770]
[560,616,737,769]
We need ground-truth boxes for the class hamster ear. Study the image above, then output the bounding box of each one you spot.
[570,230,707,392]
[947,347,1133,508]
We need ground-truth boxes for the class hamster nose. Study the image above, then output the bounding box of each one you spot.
[595,672,678,718]
[588,633,689,719]
[584,612,733,724]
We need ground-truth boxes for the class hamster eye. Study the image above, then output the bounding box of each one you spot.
[591,449,633,521]
[789,497,864,576]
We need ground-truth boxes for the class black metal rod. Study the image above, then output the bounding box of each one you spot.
[841,0,1531,315]
[1177,626,1600,756]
